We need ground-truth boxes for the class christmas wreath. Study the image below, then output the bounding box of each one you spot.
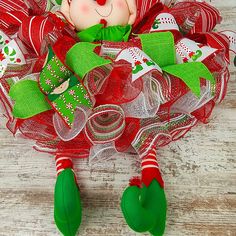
[0,0,235,235]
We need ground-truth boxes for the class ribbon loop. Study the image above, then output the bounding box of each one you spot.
[162,62,215,97]
[138,32,176,67]
[85,105,125,144]
[138,32,215,97]
[66,42,111,79]
[9,79,51,119]
[0,31,26,78]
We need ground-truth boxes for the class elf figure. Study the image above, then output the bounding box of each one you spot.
[0,0,235,236]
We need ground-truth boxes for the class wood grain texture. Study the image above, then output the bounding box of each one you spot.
[0,1,235,235]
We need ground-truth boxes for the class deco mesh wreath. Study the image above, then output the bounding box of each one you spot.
[0,0,235,235]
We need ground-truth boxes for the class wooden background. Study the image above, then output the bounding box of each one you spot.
[0,1,235,235]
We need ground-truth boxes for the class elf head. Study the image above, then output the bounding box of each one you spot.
[60,0,137,30]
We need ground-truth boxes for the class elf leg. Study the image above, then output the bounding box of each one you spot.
[121,147,167,236]
[54,156,82,236]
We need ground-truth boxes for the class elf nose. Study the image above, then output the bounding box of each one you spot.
[96,0,106,6]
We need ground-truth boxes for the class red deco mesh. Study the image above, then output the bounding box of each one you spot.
[0,0,233,159]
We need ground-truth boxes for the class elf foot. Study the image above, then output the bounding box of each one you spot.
[121,179,167,236]
[54,168,82,236]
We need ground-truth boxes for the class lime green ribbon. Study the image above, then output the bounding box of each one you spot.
[77,24,132,43]
[66,42,111,79]
[9,31,215,123]
[9,80,51,119]
[138,32,215,97]
[9,43,108,125]
[72,25,131,79]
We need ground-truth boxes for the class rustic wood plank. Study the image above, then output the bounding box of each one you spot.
[0,1,235,235]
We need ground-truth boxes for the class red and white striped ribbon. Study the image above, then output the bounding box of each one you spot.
[0,0,28,14]
[18,15,56,56]
[191,2,222,34]
[0,0,28,33]
[135,0,161,23]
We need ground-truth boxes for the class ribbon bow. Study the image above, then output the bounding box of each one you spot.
[138,32,215,97]
[9,43,110,127]
[9,32,215,128]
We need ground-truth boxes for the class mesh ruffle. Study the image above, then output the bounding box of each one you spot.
[0,0,234,160]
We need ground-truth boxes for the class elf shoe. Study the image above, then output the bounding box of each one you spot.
[121,148,167,236]
[54,157,82,236]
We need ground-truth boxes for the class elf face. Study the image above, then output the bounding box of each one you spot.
[61,0,137,30]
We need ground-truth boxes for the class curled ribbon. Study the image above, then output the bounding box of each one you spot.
[85,104,126,144]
